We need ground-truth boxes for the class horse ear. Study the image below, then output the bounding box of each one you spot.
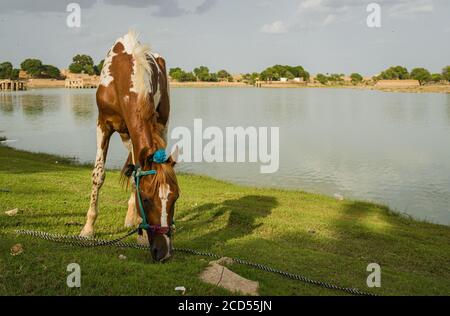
[168,145,179,165]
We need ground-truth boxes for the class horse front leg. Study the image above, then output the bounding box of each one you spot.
[80,123,112,237]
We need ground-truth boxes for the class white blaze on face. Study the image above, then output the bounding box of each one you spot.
[158,183,171,227]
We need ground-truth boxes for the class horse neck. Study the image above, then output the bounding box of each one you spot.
[127,120,166,167]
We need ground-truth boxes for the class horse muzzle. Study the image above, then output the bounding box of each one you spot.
[150,234,172,262]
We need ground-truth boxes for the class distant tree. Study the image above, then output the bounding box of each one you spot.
[68,63,83,74]
[94,59,104,76]
[69,54,95,75]
[10,68,20,80]
[208,73,219,82]
[379,66,409,80]
[20,58,61,79]
[20,58,44,77]
[0,62,14,79]
[287,65,309,81]
[350,73,363,85]
[84,64,95,76]
[259,65,309,82]
[193,66,211,81]
[410,68,431,84]
[242,72,259,85]
[217,69,233,82]
[285,71,295,80]
[316,73,328,85]
[261,68,281,81]
[430,73,443,83]
[259,69,273,81]
[242,73,250,83]
[40,65,61,79]
[442,66,450,82]
[169,67,185,81]
[179,71,197,82]
[328,73,344,83]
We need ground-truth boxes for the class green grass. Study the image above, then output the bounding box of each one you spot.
[1,145,449,296]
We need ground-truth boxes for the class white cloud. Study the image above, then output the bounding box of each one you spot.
[294,0,436,28]
[389,0,434,18]
[261,21,289,34]
[298,0,325,12]
[322,14,336,26]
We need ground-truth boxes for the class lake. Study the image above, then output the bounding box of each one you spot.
[1,88,449,225]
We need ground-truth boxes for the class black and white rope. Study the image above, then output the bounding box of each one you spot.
[15,229,378,296]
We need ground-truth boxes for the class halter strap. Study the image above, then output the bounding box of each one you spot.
[131,148,173,237]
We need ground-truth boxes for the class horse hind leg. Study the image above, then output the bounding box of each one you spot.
[124,193,141,228]
[80,122,112,237]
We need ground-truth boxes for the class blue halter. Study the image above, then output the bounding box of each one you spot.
[131,149,172,236]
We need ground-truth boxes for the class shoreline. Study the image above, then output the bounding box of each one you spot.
[18,79,450,94]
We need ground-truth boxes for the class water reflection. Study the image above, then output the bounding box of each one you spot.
[446,94,450,124]
[0,93,61,118]
[69,92,96,123]
[0,94,14,114]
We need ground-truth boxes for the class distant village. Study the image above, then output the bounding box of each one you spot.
[0,55,449,91]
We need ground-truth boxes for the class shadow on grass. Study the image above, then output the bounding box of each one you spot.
[180,195,278,249]
[176,197,450,295]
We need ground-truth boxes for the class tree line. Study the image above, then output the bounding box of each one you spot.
[2,56,450,87]
[169,66,233,82]
[315,66,450,85]
[0,59,62,80]
[375,66,450,84]
[0,54,104,80]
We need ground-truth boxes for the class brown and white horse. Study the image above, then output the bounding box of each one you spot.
[80,30,179,262]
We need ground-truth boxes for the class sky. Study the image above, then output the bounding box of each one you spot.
[0,0,449,76]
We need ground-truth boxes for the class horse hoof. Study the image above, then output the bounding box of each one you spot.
[137,234,150,246]
[80,227,94,238]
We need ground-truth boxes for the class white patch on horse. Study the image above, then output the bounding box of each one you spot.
[121,136,135,164]
[125,193,139,228]
[148,52,162,108]
[153,86,161,108]
[100,30,165,112]
[100,48,117,87]
[158,183,171,227]
[119,30,153,100]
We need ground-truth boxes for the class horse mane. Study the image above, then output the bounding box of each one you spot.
[116,29,157,124]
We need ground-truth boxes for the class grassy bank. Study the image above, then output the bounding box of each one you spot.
[1,146,449,295]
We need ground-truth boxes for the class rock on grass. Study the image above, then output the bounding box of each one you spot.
[200,257,259,296]
[5,208,19,216]
[10,244,24,256]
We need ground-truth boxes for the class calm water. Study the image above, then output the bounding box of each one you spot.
[1,88,450,225]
